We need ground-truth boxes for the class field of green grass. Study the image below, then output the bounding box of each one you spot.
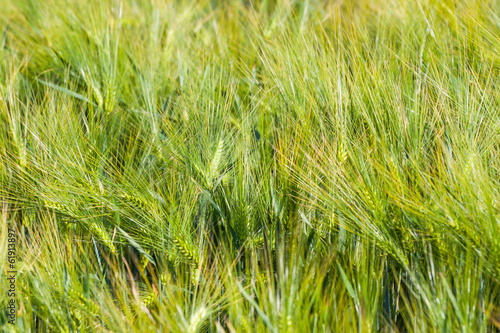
[1,0,499,331]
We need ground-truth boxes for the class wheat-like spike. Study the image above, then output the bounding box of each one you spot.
[67,288,101,316]
[392,215,415,254]
[239,312,251,332]
[337,140,347,163]
[141,292,157,309]
[70,308,85,331]
[187,307,207,333]
[233,206,248,241]
[172,237,198,266]
[159,272,169,286]
[51,309,68,331]
[42,199,69,214]
[104,80,117,115]
[278,312,286,333]
[234,221,247,242]
[89,222,116,254]
[379,240,408,267]
[363,189,379,213]
[140,250,150,271]
[278,312,292,333]
[84,70,104,108]
[209,137,224,183]
[22,211,34,227]
[75,310,82,328]
[51,285,100,330]
[252,235,264,247]
[246,205,253,235]
[191,161,207,184]
[120,194,147,211]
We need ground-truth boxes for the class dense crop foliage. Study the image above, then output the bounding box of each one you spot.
[1,0,500,331]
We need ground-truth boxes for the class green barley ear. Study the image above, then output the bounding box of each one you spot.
[191,161,207,184]
[251,235,264,248]
[70,309,83,331]
[231,204,248,244]
[278,311,292,333]
[363,189,375,211]
[209,137,225,185]
[237,310,251,332]
[141,291,157,309]
[21,210,35,228]
[42,198,70,215]
[120,193,148,211]
[172,236,198,266]
[391,213,415,254]
[187,307,207,333]
[245,204,254,237]
[89,222,116,254]
[104,80,117,115]
[337,139,347,163]
[140,249,151,271]
[67,288,100,317]
[363,188,382,215]
[159,272,170,286]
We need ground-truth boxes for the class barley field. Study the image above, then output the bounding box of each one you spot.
[1,0,500,331]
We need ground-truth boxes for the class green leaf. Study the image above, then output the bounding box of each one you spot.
[36,79,97,106]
